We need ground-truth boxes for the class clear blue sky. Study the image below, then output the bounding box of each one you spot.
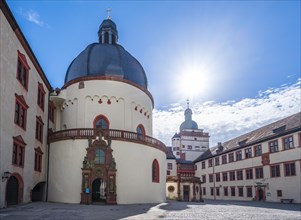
[7,0,300,108]
[6,1,301,145]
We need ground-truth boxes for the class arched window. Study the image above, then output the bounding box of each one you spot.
[104,32,109,44]
[93,115,110,129]
[136,124,145,140]
[152,159,159,183]
[94,149,105,164]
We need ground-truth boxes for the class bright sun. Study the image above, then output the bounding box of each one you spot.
[177,65,209,100]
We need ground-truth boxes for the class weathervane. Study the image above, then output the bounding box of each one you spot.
[106,8,112,19]
[187,99,189,109]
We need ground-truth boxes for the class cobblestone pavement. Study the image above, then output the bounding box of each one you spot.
[0,200,300,220]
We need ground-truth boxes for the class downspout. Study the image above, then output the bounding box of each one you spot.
[213,159,216,200]
[45,90,52,201]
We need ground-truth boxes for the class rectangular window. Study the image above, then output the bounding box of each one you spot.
[168,163,172,170]
[216,187,220,196]
[224,187,228,196]
[12,137,26,167]
[202,161,205,169]
[222,155,227,164]
[245,148,252,159]
[208,159,213,167]
[247,187,253,198]
[255,167,264,179]
[167,170,170,175]
[34,147,43,172]
[228,153,234,163]
[271,164,280,177]
[37,82,45,110]
[277,190,282,197]
[236,150,242,161]
[230,171,235,181]
[222,172,228,182]
[246,169,253,180]
[188,145,192,150]
[14,95,28,130]
[237,170,243,180]
[209,174,213,183]
[254,145,262,157]
[215,157,220,166]
[231,187,235,196]
[283,136,294,150]
[216,173,221,182]
[210,187,214,196]
[203,187,206,196]
[182,145,185,148]
[16,51,30,90]
[36,117,44,142]
[238,187,244,197]
[202,175,206,183]
[269,140,279,153]
[284,163,296,176]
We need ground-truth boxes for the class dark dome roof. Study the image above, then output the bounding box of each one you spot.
[64,43,148,88]
[179,107,198,131]
[180,120,198,131]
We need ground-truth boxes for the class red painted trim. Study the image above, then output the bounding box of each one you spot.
[36,116,44,143]
[93,114,110,129]
[12,136,26,168]
[61,76,154,107]
[298,132,301,148]
[245,168,253,180]
[16,51,30,91]
[37,82,46,111]
[14,94,29,130]
[270,163,281,178]
[283,162,296,177]
[136,124,146,135]
[268,139,279,153]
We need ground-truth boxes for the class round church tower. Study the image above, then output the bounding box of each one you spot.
[48,18,167,204]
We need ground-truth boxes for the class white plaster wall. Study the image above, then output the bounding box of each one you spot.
[0,10,49,208]
[48,139,166,204]
[166,159,177,176]
[57,80,153,136]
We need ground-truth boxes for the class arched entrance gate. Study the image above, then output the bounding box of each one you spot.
[5,173,24,206]
[80,131,117,204]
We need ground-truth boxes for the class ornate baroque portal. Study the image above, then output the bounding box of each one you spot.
[81,131,117,204]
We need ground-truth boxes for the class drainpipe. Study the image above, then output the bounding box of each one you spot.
[213,158,216,200]
[45,90,52,201]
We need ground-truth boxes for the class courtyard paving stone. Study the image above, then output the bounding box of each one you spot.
[0,200,300,220]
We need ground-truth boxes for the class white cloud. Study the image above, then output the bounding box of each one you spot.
[153,78,301,147]
[18,8,49,27]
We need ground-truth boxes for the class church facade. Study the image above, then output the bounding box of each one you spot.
[0,0,166,208]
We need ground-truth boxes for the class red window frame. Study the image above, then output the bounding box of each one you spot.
[223,187,228,196]
[222,155,227,164]
[229,171,235,181]
[14,94,29,130]
[209,174,213,182]
[34,147,43,172]
[270,164,281,178]
[152,159,160,183]
[230,187,236,196]
[12,136,26,167]
[202,161,205,169]
[246,168,253,179]
[36,116,44,143]
[222,172,228,181]
[93,114,110,129]
[237,170,243,180]
[236,150,242,161]
[282,136,294,150]
[238,187,244,197]
[269,140,279,153]
[254,145,262,157]
[16,50,30,90]
[208,159,213,167]
[284,162,296,176]
[167,163,172,170]
[245,147,252,159]
[216,173,221,182]
[137,124,146,140]
[228,153,234,163]
[37,82,46,111]
[202,175,206,183]
[246,186,253,197]
[215,157,220,166]
[255,167,264,179]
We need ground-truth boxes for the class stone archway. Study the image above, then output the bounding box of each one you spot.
[80,132,117,205]
[5,173,24,206]
[32,182,45,202]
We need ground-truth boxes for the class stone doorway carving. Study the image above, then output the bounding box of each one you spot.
[80,132,117,205]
